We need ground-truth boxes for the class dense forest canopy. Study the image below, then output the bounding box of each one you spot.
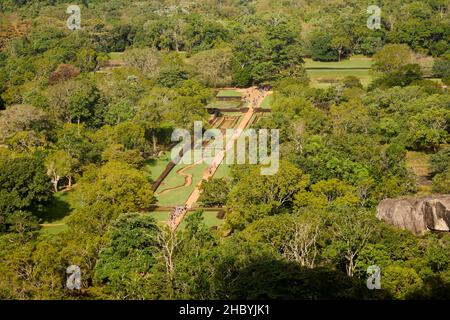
[0,0,449,300]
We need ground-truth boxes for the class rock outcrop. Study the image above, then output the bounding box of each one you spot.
[376,196,450,235]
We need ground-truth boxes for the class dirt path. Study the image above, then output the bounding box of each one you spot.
[170,87,272,229]
[156,162,199,196]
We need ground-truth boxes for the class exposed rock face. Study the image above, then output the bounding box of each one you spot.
[376,196,450,235]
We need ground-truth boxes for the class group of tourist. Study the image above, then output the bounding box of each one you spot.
[245,86,270,109]
[169,205,187,223]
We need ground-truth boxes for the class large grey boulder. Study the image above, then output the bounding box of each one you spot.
[376,196,450,235]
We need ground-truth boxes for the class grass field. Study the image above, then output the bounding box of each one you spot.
[304,56,373,69]
[41,224,69,235]
[304,55,373,88]
[406,151,433,196]
[178,210,224,229]
[108,52,125,60]
[214,163,231,178]
[144,151,173,181]
[146,211,171,222]
[406,151,431,178]
[216,90,243,98]
[156,161,210,206]
[207,100,241,109]
[260,94,273,109]
[37,191,77,224]
[38,190,79,234]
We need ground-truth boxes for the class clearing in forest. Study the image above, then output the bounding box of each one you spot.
[406,151,432,195]
[304,55,373,88]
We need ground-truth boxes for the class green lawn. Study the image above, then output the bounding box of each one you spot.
[304,55,373,88]
[37,190,80,235]
[216,90,243,98]
[108,52,125,60]
[304,55,373,69]
[37,190,78,224]
[41,224,69,235]
[145,211,170,222]
[214,163,231,178]
[144,151,173,181]
[207,100,241,109]
[179,210,225,229]
[156,162,209,206]
[308,69,373,88]
[260,94,273,109]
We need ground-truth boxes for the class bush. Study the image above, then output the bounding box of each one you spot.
[432,169,450,194]
[430,148,450,175]
[432,57,450,79]
[156,66,189,88]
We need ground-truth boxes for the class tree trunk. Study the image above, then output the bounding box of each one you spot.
[346,252,355,277]
[152,134,157,154]
[173,31,179,52]
[52,176,59,192]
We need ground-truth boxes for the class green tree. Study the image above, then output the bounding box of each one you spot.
[94,213,160,299]
[310,33,339,62]
[294,179,360,211]
[168,96,208,129]
[187,48,232,87]
[432,56,450,79]
[0,156,52,232]
[45,149,78,191]
[114,121,146,151]
[432,169,450,193]
[101,144,144,168]
[328,209,376,277]
[123,48,161,78]
[373,44,413,73]
[430,148,450,175]
[382,265,423,299]
[75,161,154,214]
[0,104,50,144]
[331,36,352,62]
[199,178,231,207]
[381,64,423,87]
[227,161,309,230]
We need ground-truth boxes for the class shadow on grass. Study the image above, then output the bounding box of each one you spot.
[36,193,72,223]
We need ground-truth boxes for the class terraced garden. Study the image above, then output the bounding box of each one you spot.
[149,111,242,208]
